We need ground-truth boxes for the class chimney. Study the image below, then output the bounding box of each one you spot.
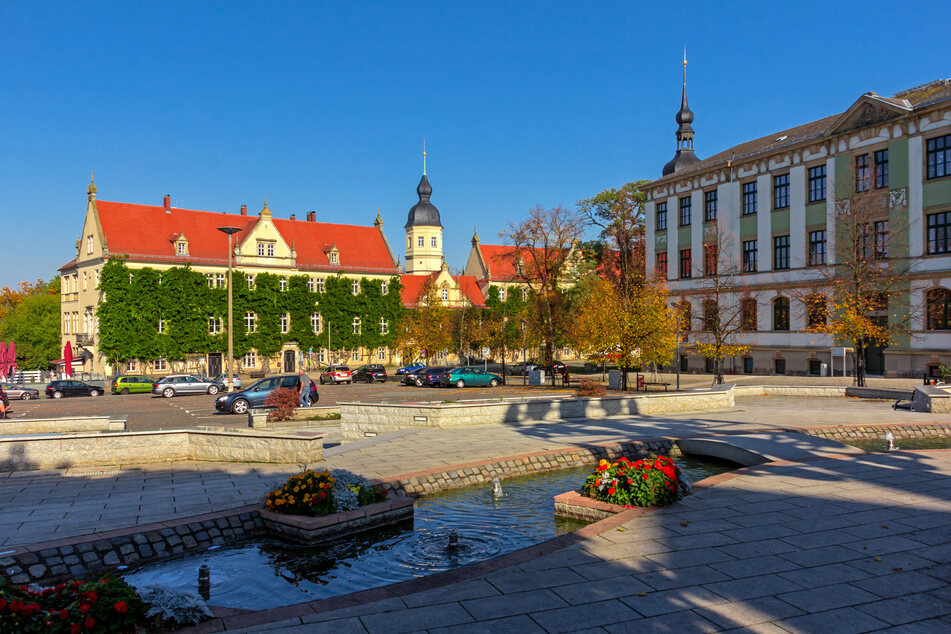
[163,194,171,212]
[290,213,296,221]
[306,210,316,222]
[240,204,247,216]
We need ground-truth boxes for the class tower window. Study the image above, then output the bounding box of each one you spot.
[418,236,424,247]
[431,236,437,248]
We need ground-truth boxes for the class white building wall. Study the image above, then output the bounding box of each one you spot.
[824,156,837,265]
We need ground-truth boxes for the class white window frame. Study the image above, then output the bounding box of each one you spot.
[380,317,388,335]
[311,313,322,334]
[280,313,290,334]
[245,312,257,333]
[216,273,225,288]
[86,235,94,254]
[381,281,387,295]
[442,289,449,301]
[377,347,386,361]
[307,278,315,292]
[242,351,257,369]
[330,252,339,264]
[316,278,325,293]
[280,278,288,292]
[418,236,424,247]
[351,349,360,361]
[208,316,222,335]
[352,317,361,334]
[246,274,254,289]
[154,357,167,371]
[352,280,360,295]
[431,236,437,248]
[157,318,165,334]
[176,241,187,255]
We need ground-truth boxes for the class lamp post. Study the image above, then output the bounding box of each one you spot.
[217,226,242,392]
[520,319,527,386]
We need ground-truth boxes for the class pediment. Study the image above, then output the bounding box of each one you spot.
[236,217,292,258]
[825,94,911,136]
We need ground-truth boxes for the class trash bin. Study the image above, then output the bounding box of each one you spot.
[820,363,828,377]
[608,370,622,389]
[528,369,545,386]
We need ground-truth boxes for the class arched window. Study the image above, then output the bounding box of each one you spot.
[740,298,757,331]
[805,294,828,328]
[926,288,951,330]
[773,297,790,331]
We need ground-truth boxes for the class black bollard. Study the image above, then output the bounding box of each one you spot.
[198,564,210,600]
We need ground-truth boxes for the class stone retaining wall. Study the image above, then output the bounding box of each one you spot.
[0,416,126,435]
[0,429,323,471]
[913,386,951,413]
[341,389,733,442]
[732,385,848,398]
[803,423,951,443]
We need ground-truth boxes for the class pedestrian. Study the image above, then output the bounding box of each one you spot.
[0,385,7,420]
[562,368,570,387]
[299,369,313,407]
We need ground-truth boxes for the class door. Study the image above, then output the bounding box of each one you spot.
[283,350,296,373]
[864,319,887,376]
[208,354,222,379]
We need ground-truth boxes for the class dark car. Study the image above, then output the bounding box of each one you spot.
[396,362,426,376]
[352,364,387,383]
[545,361,568,375]
[45,380,103,399]
[405,366,450,387]
[507,361,540,376]
[215,374,318,415]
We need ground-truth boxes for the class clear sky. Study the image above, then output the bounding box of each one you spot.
[1,1,946,288]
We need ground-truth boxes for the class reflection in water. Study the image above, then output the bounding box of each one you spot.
[125,457,734,610]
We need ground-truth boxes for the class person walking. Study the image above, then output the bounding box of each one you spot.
[0,385,8,420]
[298,369,313,407]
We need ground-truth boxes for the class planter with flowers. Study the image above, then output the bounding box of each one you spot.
[260,469,414,544]
[555,455,690,521]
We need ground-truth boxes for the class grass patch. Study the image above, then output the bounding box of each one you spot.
[303,411,341,421]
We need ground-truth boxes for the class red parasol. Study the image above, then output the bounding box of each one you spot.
[6,342,15,380]
[64,342,74,378]
[0,341,7,380]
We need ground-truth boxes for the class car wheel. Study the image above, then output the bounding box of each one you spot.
[21,393,32,400]
[231,399,249,414]
[455,379,465,388]
[208,385,219,395]
[162,387,175,398]
[319,377,326,385]
[89,389,101,397]
[489,378,500,387]
[415,378,424,387]
[120,388,129,395]
[53,391,63,399]
[367,376,374,384]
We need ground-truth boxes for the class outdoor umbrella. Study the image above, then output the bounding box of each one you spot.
[64,342,73,378]
[7,341,16,380]
[0,341,7,380]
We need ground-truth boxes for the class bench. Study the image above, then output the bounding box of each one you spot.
[248,371,266,379]
[644,382,671,392]
[634,374,670,391]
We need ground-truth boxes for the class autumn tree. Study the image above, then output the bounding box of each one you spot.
[572,277,676,389]
[499,205,584,366]
[394,279,452,365]
[481,286,528,383]
[0,277,61,369]
[803,187,917,387]
[688,224,751,384]
[577,180,649,297]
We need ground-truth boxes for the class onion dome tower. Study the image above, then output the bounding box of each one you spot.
[662,52,701,177]
[405,144,445,274]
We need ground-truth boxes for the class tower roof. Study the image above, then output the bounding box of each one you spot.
[404,173,442,229]
[662,53,701,176]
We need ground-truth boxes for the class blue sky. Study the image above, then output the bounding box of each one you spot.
[0,1,946,288]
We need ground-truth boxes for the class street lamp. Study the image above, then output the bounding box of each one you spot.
[217,226,242,392]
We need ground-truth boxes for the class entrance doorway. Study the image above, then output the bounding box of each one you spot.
[208,353,222,378]
[283,350,296,374]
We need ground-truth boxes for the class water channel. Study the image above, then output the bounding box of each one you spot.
[124,455,736,610]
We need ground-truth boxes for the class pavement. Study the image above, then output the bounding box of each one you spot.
[3,389,951,631]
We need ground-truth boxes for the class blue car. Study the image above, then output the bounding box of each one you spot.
[396,362,426,376]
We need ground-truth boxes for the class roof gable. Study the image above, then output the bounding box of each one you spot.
[825,93,912,136]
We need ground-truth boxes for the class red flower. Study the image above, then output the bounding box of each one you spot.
[0,598,7,610]
[627,478,633,485]
[85,591,98,604]
[84,617,96,629]
[60,609,69,621]
[70,624,82,634]
[10,600,23,613]
[642,473,649,480]
[608,487,616,495]
[79,603,91,614]
[114,601,128,614]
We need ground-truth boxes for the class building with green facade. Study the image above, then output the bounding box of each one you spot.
[644,73,951,378]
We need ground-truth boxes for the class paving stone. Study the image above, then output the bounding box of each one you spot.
[429,614,545,634]
[777,583,881,613]
[780,545,863,567]
[550,575,653,606]
[854,592,951,626]
[776,606,890,633]
[359,602,473,634]
[710,554,801,579]
[486,567,585,593]
[461,589,569,621]
[639,565,730,591]
[619,585,726,618]
[529,598,640,633]
[693,596,805,629]
[703,573,804,601]
[401,579,500,608]
[850,570,946,599]
[605,609,718,633]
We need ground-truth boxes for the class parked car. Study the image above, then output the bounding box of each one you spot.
[152,374,225,398]
[440,367,503,388]
[215,374,315,414]
[112,375,153,395]
[405,366,450,387]
[352,364,387,383]
[545,361,568,375]
[319,365,352,384]
[396,362,426,376]
[45,380,103,399]
[0,383,39,400]
[507,361,540,376]
[214,373,243,390]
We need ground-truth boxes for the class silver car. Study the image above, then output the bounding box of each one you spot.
[1,383,39,400]
[152,374,225,398]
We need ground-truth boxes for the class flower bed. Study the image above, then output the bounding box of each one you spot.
[261,469,412,544]
[582,455,684,507]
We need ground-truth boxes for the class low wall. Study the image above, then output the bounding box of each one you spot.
[0,429,323,472]
[340,389,734,442]
[803,422,951,443]
[261,497,414,544]
[913,386,951,413]
[0,416,126,435]
[732,385,847,398]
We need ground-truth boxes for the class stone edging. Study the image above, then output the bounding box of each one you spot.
[801,422,951,443]
[260,497,414,544]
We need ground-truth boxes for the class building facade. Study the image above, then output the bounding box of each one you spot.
[644,73,951,377]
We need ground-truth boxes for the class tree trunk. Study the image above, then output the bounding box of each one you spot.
[501,343,507,386]
[714,358,723,384]
[854,342,866,388]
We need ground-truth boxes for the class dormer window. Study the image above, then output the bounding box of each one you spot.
[174,236,188,256]
[329,250,339,265]
[257,241,275,257]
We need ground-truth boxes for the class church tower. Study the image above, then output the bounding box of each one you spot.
[662,52,701,176]
[404,147,444,274]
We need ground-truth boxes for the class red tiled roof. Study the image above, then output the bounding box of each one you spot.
[476,244,550,282]
[93,201,398,274]
[400,273,486,308]
[58,258,77,272]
